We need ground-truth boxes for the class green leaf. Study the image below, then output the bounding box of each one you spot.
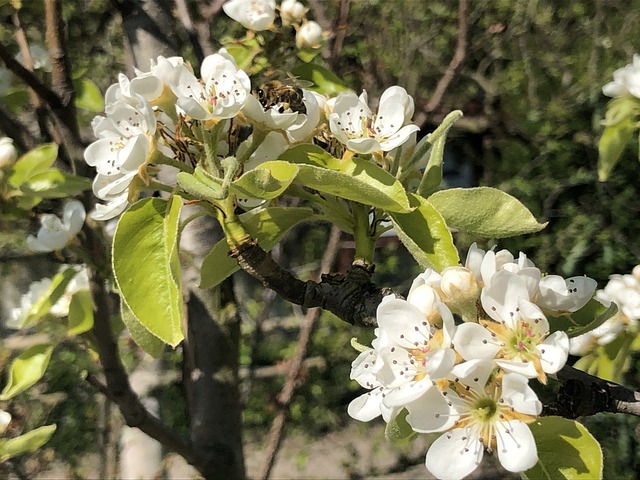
[200,206,315,289]
[112,196,184,347]
[231,160,299,199]
[120,299,165,358]
[280,145,412,213]
[417,110,463,196]
[176,166,226,201]
[597,117,635,181]
[73,77,104,112]
[21,267,80,328]
[67,290,94,336]
[8,143,58,188]
[574,333,632,383]
[389,193,459,272]
[0,424,57,462]
[21,169,92,198]
[291,63,350,95]
[384,409,417,445]
[524,417,602,480]
[223,37,263,72]
[547,299,618,337]
[429,187,547,238]
[0,344,54,400]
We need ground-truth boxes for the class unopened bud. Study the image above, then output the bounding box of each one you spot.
[0,137,18,169]
[280,0,306,25]
[296,20,324,49]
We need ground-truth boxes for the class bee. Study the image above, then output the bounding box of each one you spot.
[255,76,313,114]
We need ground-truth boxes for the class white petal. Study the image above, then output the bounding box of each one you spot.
[377,298,431,348]
[449,359,495,388]
[495,359,538,378]
[347,388,383,422]
[91,194,129,221]
[538,331,569,374]
[405,386,454,433]
[424,347,456,380]
[452,323,500,360]
[496,420,538,473]
[346,137,380,154]
[62,200,86,235]
[426,429,484,480]
[501,373,542,415]
[382,378,433,407]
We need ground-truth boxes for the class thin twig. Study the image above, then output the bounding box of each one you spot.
[257,226,342,480]
[174,0,205,64]
[423,0,468,114]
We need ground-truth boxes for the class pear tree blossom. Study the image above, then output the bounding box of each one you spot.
[26,200,86,252]
[0,136,18,169]
[602,54,640,98]
[222,0,276,31]
[329,86,420,154]
[280,0,306,25]
[425,360,541,479]
[296,21,324,49]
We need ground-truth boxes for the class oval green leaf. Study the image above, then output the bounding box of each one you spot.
[0,424,57,462]
[8,143,58,188]
[21,169,93,198]
[429,187,547,238]
[73,77,105,112]
[0,344,54,400]
[231,160,299,199]
[598,118,635,182]
[67,290,94,336]
[290,64,350,95]
[200,206,315,289]
[389,193,459,272]
[120,299,165,358]
[280,145,411,213]
[525,417,602,480]
[21,267,80,328]
[112,196,184,347]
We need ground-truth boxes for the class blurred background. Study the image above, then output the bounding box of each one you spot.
[2,0,640,478]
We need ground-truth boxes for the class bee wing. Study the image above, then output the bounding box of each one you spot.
[283,73,314,88]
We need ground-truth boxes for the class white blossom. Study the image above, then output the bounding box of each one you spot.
[223,0,276,31]
[603,54,640,98]
[425,360,541,479]
[15,44,51,72]
[329,87,420,154]
[173,50,251,121]
[0,410,11,435]
[26,200,86,252]
[280,0,306,25]
[0,136,18,169]
[296,21,324,49]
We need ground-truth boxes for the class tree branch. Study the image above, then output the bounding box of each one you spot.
[423,0,468,115]
[544,365,640,418]
[258,226,342,480]
[231,239,387,328]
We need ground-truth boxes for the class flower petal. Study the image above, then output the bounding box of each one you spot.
[426,428,484,480]
[495,420,538,473]
[452,323,500,360]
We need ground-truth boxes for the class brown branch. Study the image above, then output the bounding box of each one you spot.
[82,222,211,472]
[0,102,38,151]
[544,365,640,418]
[258,225,342,480]
[330,0,350,58]
[174,0,205,64]
[231,238,386,328]
[423,0,468,114]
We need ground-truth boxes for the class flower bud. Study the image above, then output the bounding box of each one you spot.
[280,0,305,25]
[0,409,11,435]
[0,137,18,169]
[296,20,324,49]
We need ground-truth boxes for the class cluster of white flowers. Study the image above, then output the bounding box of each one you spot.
[84,45,421,220]
[603,54,640,98]
[222,0,325,50]
[348,243,597,479]
[7,265,89,329]
[570,265,640,356]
